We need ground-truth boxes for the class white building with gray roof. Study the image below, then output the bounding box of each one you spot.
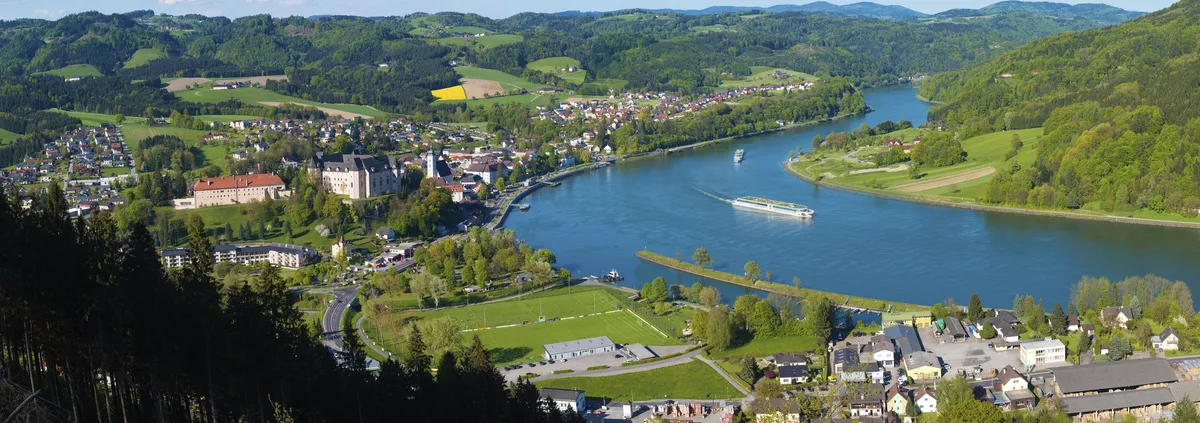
[543,336,615,360]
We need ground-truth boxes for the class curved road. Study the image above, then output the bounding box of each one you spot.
[531,349,704,382]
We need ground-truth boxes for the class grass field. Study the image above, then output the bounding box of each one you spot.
[803,128,1043,200]
[436,34,524,50]
[454,66,544,92]
[158,203,373,251]
[444,25,491,35]
[100,167,131,177]
[35,64,102,78]
[709,335,822,359]
[0,128,17,145]
[589,78,628,91]
[720,66,818,89]
[121,123,214,149]
[537,359,742,401]
[416,288,621,329]
[193,114,263,123]
[470,311,680,365]
[526,57,586,84]
[691,24,735,33]
[124,49,166,68]
[174,86,386,119]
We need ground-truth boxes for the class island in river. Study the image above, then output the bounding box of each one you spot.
[502,85,1200,308]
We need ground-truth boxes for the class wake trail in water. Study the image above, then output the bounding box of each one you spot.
[692,187,733,204]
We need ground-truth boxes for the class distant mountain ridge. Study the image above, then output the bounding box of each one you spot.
[555,1,1143,22]
[935,1,1143,24]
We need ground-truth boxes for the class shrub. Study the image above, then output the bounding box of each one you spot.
[553,369,575,375]
[586,365,610,371]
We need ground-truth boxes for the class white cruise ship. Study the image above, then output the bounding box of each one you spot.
[731,196,814,217]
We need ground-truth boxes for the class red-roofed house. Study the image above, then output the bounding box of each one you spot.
[193,174,287,207]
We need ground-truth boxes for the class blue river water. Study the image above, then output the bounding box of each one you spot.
[504,85,1200,308]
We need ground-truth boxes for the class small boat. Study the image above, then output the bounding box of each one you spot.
[734,149,745,163]
[516,203,531,211]
[603,269,624,282]
[732,196,814,218]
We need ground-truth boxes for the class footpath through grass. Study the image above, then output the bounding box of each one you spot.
[537,359,742,401]
[637,250,928,312]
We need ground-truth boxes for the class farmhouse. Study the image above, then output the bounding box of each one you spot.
[539,388,585,413]
[190,174,287,207]
[1100,306,1133,329]
[543,336,615,360]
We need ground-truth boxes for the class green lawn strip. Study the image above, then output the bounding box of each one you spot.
[34,64,102,78]
[474,34,524,49]
[192,114,265,123]
[54,110,147,127]
[412,288,621,329]
[709,335,822,359]
[713,359,754,390]
[100,167,131,177]
[453,66,546,92]
[537,359,743,402]
[469,311,680,365]
[124,48,166,68]
[637,250,928,312]
[720,66,818,89]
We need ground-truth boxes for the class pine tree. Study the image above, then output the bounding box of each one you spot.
[342,319,368,373]
[1130,295,1143,320]
[1176,395,1199,423]
[1078,330,1091,354]
[1013,294,1026,317]
[1050,303,1068,335]
[224,222,234,241]
[968,292,983,321]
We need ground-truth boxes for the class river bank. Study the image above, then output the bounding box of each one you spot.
[635,250,927,312]
[664,110,866,155]
[784,158,1200,230]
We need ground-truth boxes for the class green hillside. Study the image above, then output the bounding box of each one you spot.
[34,64,102,78]
[123,48,166,68]
[919,0,1200,218]
[526,57,586,84]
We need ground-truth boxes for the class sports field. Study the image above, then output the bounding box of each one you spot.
[469,311,679,364]
[419,289,621,329]
[537,359,742,401]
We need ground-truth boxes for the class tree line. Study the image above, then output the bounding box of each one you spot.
[0,183,586,423]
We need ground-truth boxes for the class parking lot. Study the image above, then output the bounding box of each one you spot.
[500,345,690,383]
[917,327,1023,377]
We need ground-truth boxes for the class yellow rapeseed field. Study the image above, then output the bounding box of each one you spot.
[432,85,467,100]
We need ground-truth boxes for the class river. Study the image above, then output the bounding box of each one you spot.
[504,85,1200,308]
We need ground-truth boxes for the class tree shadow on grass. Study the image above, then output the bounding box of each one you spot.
[489,347,533,364]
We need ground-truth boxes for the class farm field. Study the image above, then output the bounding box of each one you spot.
[469,311,679,365]
[173,86,385,119]
[454,66,545,92]
[526,57,586,84]
[124,49,166,68]
[415,287,621,329]
[162,76,289,92]
[537,359,742,402]
[438,34,524,49]
[121,123,214,149]
[437,93,564,108]
[35,64,102,78]
[192,114,263,123]
[720,66,818,88]
[432,86,468,101]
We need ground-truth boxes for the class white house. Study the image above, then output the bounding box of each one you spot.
[777,363,809,385]
[1019,338,1066,367]
[1152,327,1181,351]
[1101,306,1133,329]
[866,335,896,368]
[914,387,937,414]
[540,388,585,413]
[996,365,1029,392]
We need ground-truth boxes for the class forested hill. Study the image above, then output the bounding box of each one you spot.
[933,1,1143,24]
[640,2,929,20]
[919,0,1200,216]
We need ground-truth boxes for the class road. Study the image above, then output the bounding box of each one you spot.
[319,284,361,351]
